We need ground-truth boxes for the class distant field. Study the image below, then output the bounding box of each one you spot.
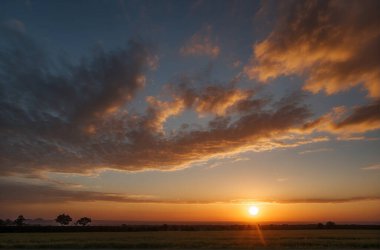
[0,230,379,249]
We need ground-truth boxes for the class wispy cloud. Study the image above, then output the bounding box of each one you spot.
[231,157,250,162]
[206,162,222,169]
[180,26,220,58]
[172,83,257,116]
[361,163,380,171]
[236,197,380,204]
[1,181,379,205]
[299,148,333,155]
[0,181,159,204]
[276,178,288,182]
[337,135,380,141]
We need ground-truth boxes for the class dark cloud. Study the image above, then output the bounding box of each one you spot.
[0,181,157,204]
[111,94,309,171]
[0,25,150,175]
[335,99,380,130]
[0,26,148,127]
[300,100,380,134]
[0,25,312,176]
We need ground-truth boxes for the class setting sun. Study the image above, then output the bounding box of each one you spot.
[248,206,260,216]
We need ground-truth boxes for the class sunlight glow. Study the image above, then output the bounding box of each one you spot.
[248,206,259,216]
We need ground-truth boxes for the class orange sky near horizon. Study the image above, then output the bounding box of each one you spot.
[3,200,380,223]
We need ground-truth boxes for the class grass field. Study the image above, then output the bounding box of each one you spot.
[0,230,379,249]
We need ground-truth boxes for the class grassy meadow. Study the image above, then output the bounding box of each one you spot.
[0,230,379,249]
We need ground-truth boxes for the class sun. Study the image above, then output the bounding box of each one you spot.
[248,205,259,216]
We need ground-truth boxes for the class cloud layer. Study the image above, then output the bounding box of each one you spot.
[0,25,312,176]
[1,181,379,205]
[2,1,379,179]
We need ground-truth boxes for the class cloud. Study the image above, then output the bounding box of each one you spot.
[231,157,250,162]
[1,90,311,176]
[0,24,316,177]
[243,197,380,204]
[301,100,380,135]
[206,162,222,169]
[246,0,380,98]
[245,135,329,153]
[1,181,379,205]
[174,83,257,116]
[276,178,288,182]
[143,96,185,132]
[0,181,159,204]
[298,148,333,155]
[336,135,379,141]
[0,25,151,175]
[246,0,380,137]
[103,92,310,173]
[361,163,380,171]
[194,87,252,116]
[180,26,220,58]
[0,27,150,124]
[334,100,380,132]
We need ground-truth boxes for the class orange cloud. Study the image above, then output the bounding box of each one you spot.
[180,26,220,58]
[334,100,380,132]
[192,87,253,116]
[4,92,312,176]
[246,0,380,98]
[144,96,185,132]
[108,93,312,172]
[171,82,261,116]
[301,100,380,135]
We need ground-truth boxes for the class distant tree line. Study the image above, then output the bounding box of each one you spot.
[0,214,91,226]
[1,223,380,233]
[317,221,336,229]
[2,218,379,232]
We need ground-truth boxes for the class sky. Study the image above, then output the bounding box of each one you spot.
[0,0,379,223]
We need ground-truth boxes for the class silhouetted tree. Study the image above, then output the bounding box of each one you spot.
[326,221,336,228]
[5,219,13,226]
[55,214,72,226]
[75,217,91,226]
[0,219,4,226]
[14,215,26,226]
[317,223,324,229]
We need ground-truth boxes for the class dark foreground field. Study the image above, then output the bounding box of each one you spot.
[1,230,380,249]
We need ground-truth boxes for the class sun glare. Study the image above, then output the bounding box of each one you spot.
[248,206,259,216]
